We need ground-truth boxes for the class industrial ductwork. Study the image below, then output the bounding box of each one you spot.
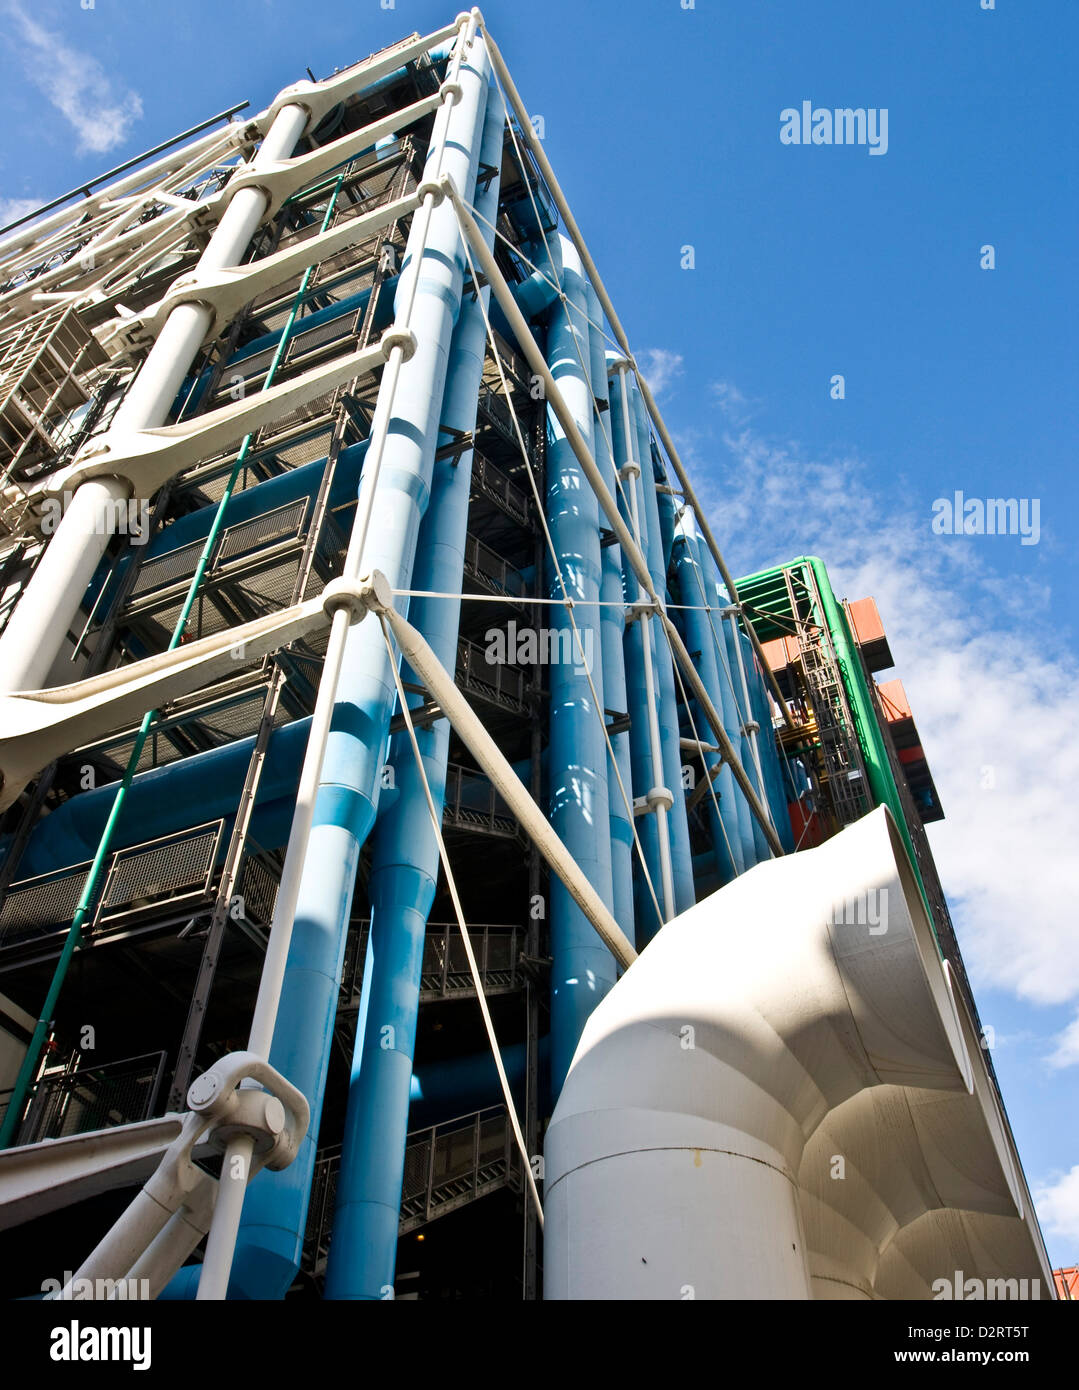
[543,805,1050,1299]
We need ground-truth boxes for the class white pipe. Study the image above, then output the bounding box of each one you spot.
[194,16,484,1298]
[196,1134,255,1301]
[0,102,310,694]
[0,477,130,691]
[544,806,984,1299]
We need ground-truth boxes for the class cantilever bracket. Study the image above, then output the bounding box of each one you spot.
[0,585,370,813]
[45,338,388,501]
[121,190,422,348]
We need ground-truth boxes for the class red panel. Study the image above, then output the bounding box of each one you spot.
[877,678,913,723]
[788,800,826,850]
[1054,1266,1079,1300]
[762,636,799,673]
[848,596,886,646]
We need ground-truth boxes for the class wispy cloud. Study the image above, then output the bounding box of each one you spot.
[3,0,143,155]
[710,379,756,426]
[1034,1165,1079,1247]
[702,385,1079,1013]
[0,196,44,232]
[1048,1012,1079,1071]
[636,349,683,400]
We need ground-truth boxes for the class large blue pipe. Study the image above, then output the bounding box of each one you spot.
[160,1034,551,1300]
[542,233,615,1095]
[224,40,493,1300]
[587,293,635,945]
[322,89,505,1301]
[627,388,695,917]
[723,618,771,867]
[607,362,664,943]
[86,439,370,620]
[697,545,758,870]
[671,520,741,883]
[17,716,313,877]
[174,281,397,421]
[745,636,796,852]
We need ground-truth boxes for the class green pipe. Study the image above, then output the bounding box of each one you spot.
[0,179,345,1149]
[736,555,937,949]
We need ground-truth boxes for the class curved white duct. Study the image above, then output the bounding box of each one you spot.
[877,1207,1054,1301]
[798,973,1033,1300]
[543,806,1007,1300]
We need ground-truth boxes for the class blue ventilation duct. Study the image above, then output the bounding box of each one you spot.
[540,233,616,1096]
[322,88,505,1302]
[223,39,494,1300]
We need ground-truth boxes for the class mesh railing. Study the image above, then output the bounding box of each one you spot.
[0,1050,166,1146]
[456,635,528,712]
[342,922,522,1003]
[463,533,527,602]
[303,1105,517,1269]
[0,821,224,945]
[443,764,520,839]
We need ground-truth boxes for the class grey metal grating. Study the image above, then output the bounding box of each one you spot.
[130,539,205,596]
[0,866,87,937]
[217,498,308,563]
[99,824,222,916]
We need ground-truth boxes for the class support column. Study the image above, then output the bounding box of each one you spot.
[322,89,504,1302]
[0,104,310,693]
[543,234,615,1096]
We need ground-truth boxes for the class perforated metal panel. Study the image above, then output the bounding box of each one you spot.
[130,539,204,596]
[99,822,222,918]
[0,865,88,939]
[217,498,308,563]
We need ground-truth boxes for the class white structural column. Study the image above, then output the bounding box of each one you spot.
[0,106,310,693]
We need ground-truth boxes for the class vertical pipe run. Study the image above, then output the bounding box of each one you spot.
[323,89,505,1301]
[607,359,672,939]
[224,32,492,1300]
[587,290,635,948]
[671,518,741,883]
[725,605,777,849]
[627,389,695,917]
[543,234,615,1096]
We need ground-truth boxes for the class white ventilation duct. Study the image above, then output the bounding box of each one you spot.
[544,806,1049,1300]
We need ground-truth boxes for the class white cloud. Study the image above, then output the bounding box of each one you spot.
[1048,1012,1079,1071]
[3,1,143,155]
[1033,1165,1079,1246]
[710,379,755,425]
[702,386,1079,1011]
[636,349,683,400]
[0,197,44,232]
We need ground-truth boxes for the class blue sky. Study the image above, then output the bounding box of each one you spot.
[1,0,1076,1268]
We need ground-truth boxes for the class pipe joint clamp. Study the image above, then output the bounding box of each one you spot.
[354,569,395,616]
[417,179,446,206]
[646,785,675,813]
[321,577,373,622]
[380,326,418,362]
[439,79,464,104]
[618,461,641,481]
[742,720,760,736]
[625,599,656,625]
